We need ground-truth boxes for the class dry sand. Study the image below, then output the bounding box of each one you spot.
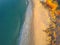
[32,0,51,45]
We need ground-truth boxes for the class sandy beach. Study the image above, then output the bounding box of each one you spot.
[19,0,51,45]
[32,0,50,45]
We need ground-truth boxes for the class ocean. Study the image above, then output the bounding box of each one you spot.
[0,0,28,45]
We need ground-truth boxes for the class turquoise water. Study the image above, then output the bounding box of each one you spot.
[0,0,28,45]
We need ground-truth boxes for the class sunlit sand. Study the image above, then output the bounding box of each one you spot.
[32,0,50,45]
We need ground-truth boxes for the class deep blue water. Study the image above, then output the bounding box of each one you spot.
[0,0,28,45]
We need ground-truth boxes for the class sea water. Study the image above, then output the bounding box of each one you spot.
[0,0,28,45]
